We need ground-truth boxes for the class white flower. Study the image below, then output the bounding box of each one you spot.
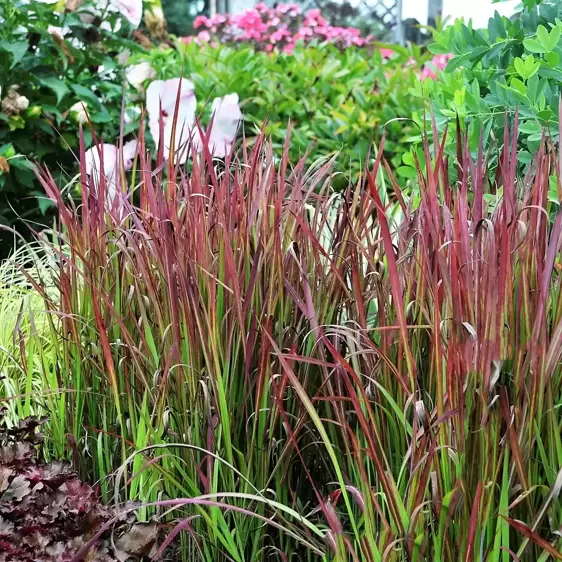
[85,140,137,207]
[47,25,70,39]
[124,105,141,124]
[109,0,143,28]
[205,93,242,158]
[69,101,89,125]
[1,85,30,116]
[98,65,118,81]
[126,62,157,93]
[100,18,123,33]
[82,0,141,30]
[15,95,29,111]
[146,78,198,163]
[149,6,165,21]
[117,49,131,65]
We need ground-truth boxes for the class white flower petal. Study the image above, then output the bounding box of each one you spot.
[206,93,242,157]
[109,0,143,28]
[122,139,138,169]
[126,62,157,92]
[85,144,118,204]
[146,78,197,163]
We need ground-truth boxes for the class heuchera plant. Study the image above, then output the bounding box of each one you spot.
[0,410,161,561]
[187,3,372,54]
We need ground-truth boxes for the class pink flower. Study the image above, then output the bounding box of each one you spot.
[232,9,269,35]
[126,62,157,93]
[108,0,143,28]
[85,140,137,207]
[146,78,198,163]
[421,66,437,80]
[209,14,228,26]
[197,30,211,43]
[432,53,454,70]
[204,93,242,158]
[270,27,291,43]
[193,15,210,29]
[181,6,370,53]
[275,3,294,14]
[283,43,295,55]
[297,26,313,39]
[304,9,327,27]
[380,48,394,59]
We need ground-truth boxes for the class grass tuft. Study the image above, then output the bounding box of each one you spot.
[5,119,561,561]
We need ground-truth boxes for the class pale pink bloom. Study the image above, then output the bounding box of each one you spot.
[284,42,295,55]
[48,25,71,39]
[209,14,228,25]
[205,94,242,158]
[109,0,143,28]
[255,2,269,12]
[126,62,157,93]
[421,66,437,80]
[296,26,313,41]
[69,101,89,125]
[380,48,394,59]
[304,9,327,27]
[432,53,454,70]
[197,30,211,43]
[270,27,291,44]
[146,78,197,163]
[85,140,137,207]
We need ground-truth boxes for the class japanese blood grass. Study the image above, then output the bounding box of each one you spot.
[25,120,562,561]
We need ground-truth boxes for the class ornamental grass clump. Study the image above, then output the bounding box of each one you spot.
[15,114,562,561]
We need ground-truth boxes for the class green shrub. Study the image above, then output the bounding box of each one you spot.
[134,40,429,189]
[0,0,146,253]
[406,0,562,178]
[162,0,206,37]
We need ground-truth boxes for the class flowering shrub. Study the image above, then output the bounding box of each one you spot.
[187,3,372,53]
[138,40,431,190]
[85,76,242,209]
[0,0,152,254]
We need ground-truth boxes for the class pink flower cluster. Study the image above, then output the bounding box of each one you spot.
[420,53,453,80]
[188,4,372,53]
